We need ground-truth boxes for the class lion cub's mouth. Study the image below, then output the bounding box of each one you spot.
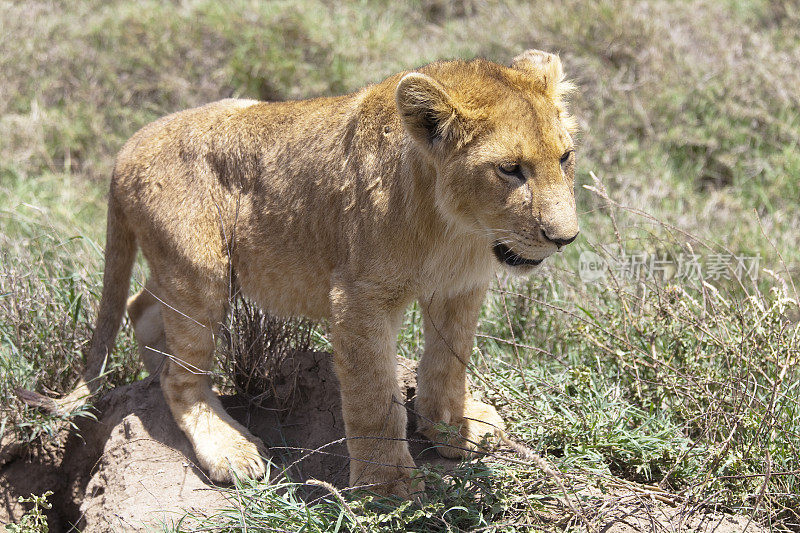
[492,242,543,267]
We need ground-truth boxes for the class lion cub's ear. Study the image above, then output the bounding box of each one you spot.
[395,72,466,148]
[510,49,567,97]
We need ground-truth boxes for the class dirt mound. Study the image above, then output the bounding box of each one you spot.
[0,352,450,531]
[1,351,766,532]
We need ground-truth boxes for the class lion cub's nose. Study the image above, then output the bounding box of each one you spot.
[543,230,579,248]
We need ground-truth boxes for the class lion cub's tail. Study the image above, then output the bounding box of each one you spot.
[18,194,137,415]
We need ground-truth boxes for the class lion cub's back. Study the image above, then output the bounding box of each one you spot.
[108,96,367,318]
[108,99,264,275]
[112,97,260,192]
[114,98,259,180]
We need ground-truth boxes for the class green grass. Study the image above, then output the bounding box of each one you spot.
[2,0,799,531]
[0,169,144,444]
[182,460,575,532]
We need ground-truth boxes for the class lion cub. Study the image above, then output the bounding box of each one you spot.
[71,50,579,498]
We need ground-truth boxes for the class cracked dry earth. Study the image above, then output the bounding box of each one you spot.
[1,351,765,532]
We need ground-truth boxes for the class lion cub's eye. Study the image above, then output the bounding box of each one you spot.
[560,150,574,167]
[498,162,523,180]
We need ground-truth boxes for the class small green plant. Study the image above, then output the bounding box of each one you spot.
[5,491,53,533]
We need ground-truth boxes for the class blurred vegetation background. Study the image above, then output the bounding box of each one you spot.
[1,0,799,531]
[3,0,799,258]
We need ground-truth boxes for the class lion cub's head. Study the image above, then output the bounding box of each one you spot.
[396,50,580,273]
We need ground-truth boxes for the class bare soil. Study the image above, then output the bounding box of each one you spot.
[0,352,449,531]
[0,352,765,532]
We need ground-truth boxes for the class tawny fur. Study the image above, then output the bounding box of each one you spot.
[66,50,580,498]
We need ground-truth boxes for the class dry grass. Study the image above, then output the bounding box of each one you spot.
[217,295,313,405]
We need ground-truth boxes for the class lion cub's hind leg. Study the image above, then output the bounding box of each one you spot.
[155,273,266,483]
[126,278,167,375]
[416,287,505,459]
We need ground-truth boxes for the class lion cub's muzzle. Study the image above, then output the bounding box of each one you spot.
[491,226,579,269]
[492,241,544,267]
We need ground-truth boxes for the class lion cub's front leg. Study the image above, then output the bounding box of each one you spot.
[416,286,505,459]
[330,285,421,498]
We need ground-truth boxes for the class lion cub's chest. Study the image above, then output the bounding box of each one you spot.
[411,232,497,298]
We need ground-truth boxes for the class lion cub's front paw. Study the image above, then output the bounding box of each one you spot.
[423,399,505,460]
[195,430,267,483]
